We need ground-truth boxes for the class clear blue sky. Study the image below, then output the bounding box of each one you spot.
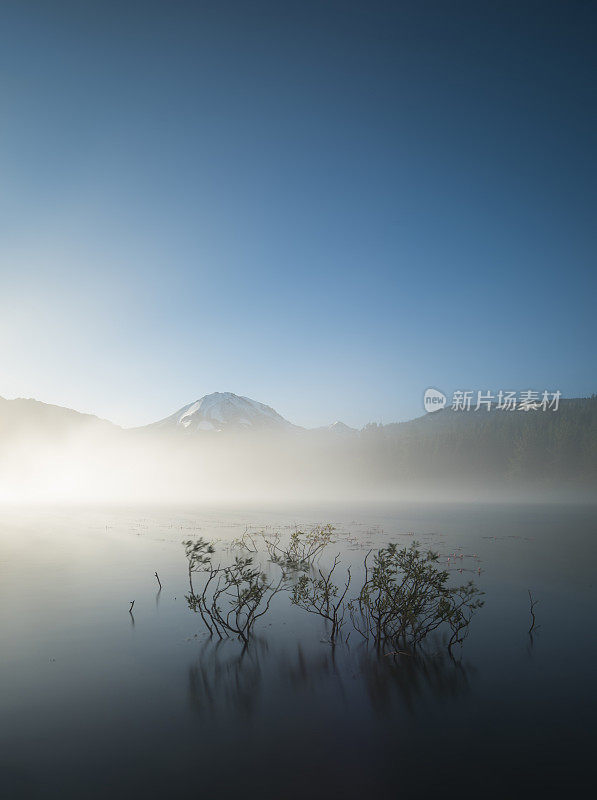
[1,0,595,428]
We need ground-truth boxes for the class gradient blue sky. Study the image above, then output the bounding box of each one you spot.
[1,0,595,428]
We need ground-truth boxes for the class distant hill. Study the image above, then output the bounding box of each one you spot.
[359,396,597,488]
[0,396,118,444]
[317,421,358,436]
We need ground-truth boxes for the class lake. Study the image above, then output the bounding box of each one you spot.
[1,502,595,798]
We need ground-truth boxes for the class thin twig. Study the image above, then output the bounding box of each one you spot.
[528,590,538,634]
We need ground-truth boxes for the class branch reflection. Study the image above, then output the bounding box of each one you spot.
[187,639,472,720]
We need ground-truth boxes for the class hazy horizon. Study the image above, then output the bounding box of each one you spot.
[1,390,594,506]
[1,387,595,432]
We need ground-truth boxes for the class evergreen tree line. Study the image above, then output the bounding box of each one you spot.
[357,396,597,488]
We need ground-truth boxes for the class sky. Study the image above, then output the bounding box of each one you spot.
[0,0,595,429]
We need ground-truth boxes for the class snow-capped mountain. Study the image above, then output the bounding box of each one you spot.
[149,392,296,433]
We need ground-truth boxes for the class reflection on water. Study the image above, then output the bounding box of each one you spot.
[187,637,472,721]
[358,646,472,715]
[189,639,267,719]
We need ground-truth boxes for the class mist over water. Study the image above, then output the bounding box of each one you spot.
[1,502,595,798]
[1,415,594,505]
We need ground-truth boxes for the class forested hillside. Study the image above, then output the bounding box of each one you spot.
[359,397,597,489]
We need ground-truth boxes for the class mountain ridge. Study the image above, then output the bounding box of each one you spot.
[1,391,594,435]
[0,395,119,441]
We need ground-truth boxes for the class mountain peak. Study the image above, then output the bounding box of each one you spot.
[327,421,358,435]
[151,392,295,433]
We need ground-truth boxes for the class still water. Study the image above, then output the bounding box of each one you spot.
[1,503,595,798]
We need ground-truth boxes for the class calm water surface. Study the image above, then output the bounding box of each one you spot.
[1,503,595,799]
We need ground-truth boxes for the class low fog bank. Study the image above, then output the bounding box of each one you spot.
[0,424,594,506]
